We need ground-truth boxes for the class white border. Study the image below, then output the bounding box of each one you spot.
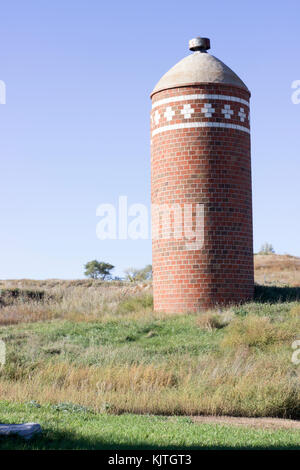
[152,121,250,136]
[152,94,249,109]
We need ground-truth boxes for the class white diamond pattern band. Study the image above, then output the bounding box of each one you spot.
[152,121,250,137]
[152,94,249,109]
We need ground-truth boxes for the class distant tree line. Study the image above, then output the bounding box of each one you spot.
[258,243,275,255]
[85,243,276,280]
[84,260,152,281]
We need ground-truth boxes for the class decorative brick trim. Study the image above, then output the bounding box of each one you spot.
[152,121,250,136]
[152,94,250,109]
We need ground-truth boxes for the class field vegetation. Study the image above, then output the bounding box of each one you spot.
[0,402,299,450]
[0,254,299,449]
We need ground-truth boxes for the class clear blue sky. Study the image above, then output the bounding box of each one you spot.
[0,0,299,279]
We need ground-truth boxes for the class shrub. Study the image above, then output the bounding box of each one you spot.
[124,265,152,282]
[0,288,46,306]
[221,315,297,349]
[289,304,300,318]
[258,242,275,255]
[117,294,153,314]
[196,312,231,331]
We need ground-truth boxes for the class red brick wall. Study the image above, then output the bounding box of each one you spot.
[151,84,254,313]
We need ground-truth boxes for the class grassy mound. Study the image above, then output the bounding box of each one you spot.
[0,293,299,418]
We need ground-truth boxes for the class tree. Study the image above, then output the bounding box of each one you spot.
[84,260,114,280]
[139,264,152,280]
[124,264,152,282]
[259,243,275,255]
[124,268,140,282]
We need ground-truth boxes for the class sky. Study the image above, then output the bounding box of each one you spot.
[0,0,299,279]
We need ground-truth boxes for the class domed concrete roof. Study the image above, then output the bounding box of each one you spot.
[151,50,248,96]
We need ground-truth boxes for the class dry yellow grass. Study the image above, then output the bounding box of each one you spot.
[196,311,233,330]
[0,254,299,418]
[0,253,298,326]
[0,283,153,325]
[0,348,299,417]
[254,254,300,286]
[221,314,299,349]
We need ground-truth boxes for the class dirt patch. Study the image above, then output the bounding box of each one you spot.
[191,416,300,430]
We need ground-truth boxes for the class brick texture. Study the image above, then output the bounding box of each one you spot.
[151,84,254,313]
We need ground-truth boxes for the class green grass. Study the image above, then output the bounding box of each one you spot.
[0,402,299,450]
[1,315,222,365]
[0,300,299,419]
[0,289,300,449]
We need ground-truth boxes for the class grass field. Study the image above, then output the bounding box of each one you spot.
[254,254,300,286]
[0,254,299,449]
[0,402,299,450]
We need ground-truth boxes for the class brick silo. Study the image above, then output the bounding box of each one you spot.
[150,37,254,313]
